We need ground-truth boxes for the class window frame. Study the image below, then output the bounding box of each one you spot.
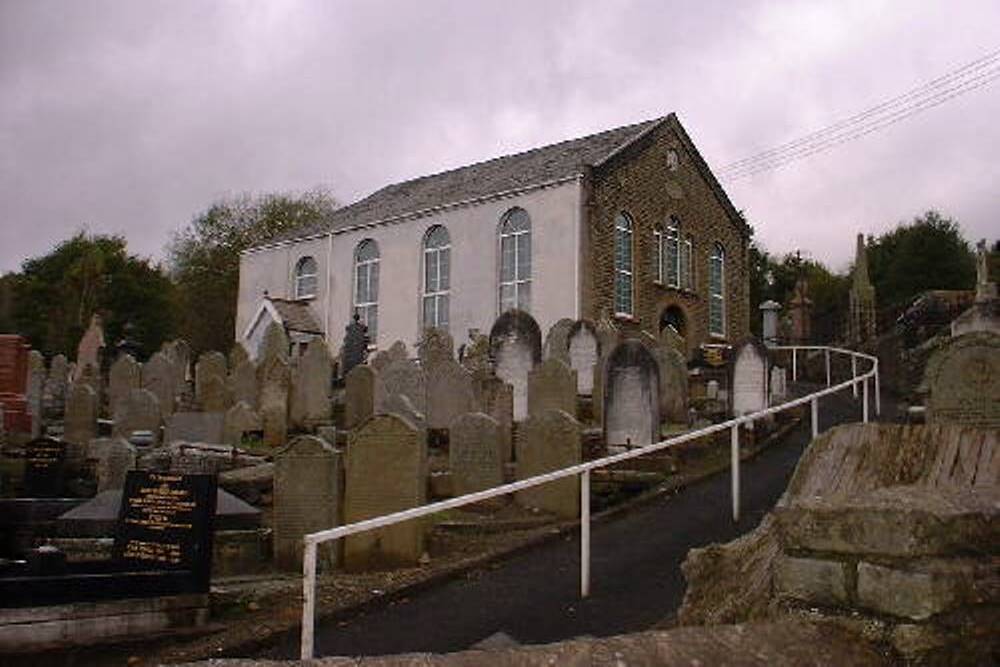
[653,224,664,284]
[422,225,451,330]
[293,256,318,300]
[709,242,726,337]
[498,208,532,314]
[353,239,380,340]
[665,217,680,288]
[614,212,635,317]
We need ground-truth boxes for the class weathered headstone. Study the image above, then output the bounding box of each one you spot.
[375,357,427,416]
[425,358,476,430]
[274,436,342,570]
[603,341,661,447]
[660,325,685,356]
[26,350,45,437]
[370,340,408,374]
[141,351,177,418]
[113,388,162,444]
[449,413,503,497]
[195,352,227,409]
[527,358,577,419]
[731,339,769,416]
[43,353,69,420]
[200,374,230,413]
[258,355,290,447]
[656,346,689,423]
[344,364,375,430]
[516,410,580,518]
[228,359,258,409]
[229,342,250,370]
[382,392,426,431]
[109,354,140,417]
[770,366,787,402]
[258,322,290,365]
[340,314,369,376]
[489,310,542,421]
[543,318,575,365]
[922,331,999,428]
[76,313,105,374]
[224,401,262,446]
[344,414,427,570]
[417,328,454,369]
[164,411,226,445]
[289,340,332,429]
[472,373,514,461]
[76,362,101,401]
[64,382,98,448]
[460,330,491,375]
[23,436,67,497]
[96,438,136,492]
[567,321,600,396]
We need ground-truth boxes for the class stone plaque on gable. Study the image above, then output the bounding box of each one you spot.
[274,435,342,571]
[527,358,577,419]
[344,414,427,570]
[425,358,476,430]
[24,436,67,498]
[731,339,769,416]
[449,412,503,497]
[289,340,332,429]
[568,321,599,396]
[516,410,581,519]
[344,364,375,430]
[923,331,999,428]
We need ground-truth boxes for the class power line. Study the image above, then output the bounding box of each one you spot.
[717,48,1000,182]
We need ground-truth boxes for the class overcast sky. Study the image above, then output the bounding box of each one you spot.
[2,0,998,274]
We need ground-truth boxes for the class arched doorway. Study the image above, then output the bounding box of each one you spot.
[659,305,687,338]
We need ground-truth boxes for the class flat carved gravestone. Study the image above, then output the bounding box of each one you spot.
[64,382,98,448]
[229,359,258,409]
[114,388,162,444]
[112,470,217,592]
[568,321,599,395]
[425,359,476,430]
[449,412,503,497]
[604,341,660,447]
[109,354,140,417]
[472,373,514,462]
[224,401,261,446]
[97,438,137,492]
[923,331,1000,428]
[195,352,227,408]
[344,364,375,430]
[516,410,580,519]
[274,436,341,571]
[164,411,226,445]
[141,351,176,418]
[24,436,67,498]
[489,310,542,422]
[731,339,769,416]
[344,414,426,570]
[289,340,332,429]
[527,358,577,419]
[258,356,289,447]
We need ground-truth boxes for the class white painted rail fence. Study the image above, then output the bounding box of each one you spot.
[300,345,879,659]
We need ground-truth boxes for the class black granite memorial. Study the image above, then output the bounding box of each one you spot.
[23,436,66,498]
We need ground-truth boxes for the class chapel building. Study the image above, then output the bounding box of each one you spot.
[236,114,750,359]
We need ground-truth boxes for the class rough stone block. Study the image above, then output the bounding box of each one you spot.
[857,559,998,620]
[774,556,851,607]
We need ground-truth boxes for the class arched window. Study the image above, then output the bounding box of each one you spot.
[614,212,634,316]
[709,242,725,336]
[294,256,318,299]
[354,239,379,340]
[498,208,531,313]
[422,225,451,330]
[666,216,680,288]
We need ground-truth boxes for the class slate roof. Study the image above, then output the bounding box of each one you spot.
[268,298,323,334]
[268,117,664,245]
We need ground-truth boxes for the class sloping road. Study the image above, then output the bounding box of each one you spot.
[263,385,877,659]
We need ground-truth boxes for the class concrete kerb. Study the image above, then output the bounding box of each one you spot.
[210,410,805,661]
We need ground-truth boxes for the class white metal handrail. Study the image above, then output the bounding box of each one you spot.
[299,344,879,658]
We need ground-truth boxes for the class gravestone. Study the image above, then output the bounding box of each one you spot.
[289,340,332,429]
[195,352,227,408]
[770,366,787,402]
[515,410,580,519]
[603,341,660,447]
[375,358,427,416]
[64,382,98,449]
[344,364,375,430]
[0,335,30,434]
[113,388,162,444]
[472,373,514,461]
[922,331,999,428]
[489,310,542,421]
[543,318,576,365]
[527,358,577,419]
[706,380,720,400]
[274,436,342,570]
[382,393,426,432]
[109,354,141,416]
[449,413,503,497]
[660,326,685,356]
[370,340,408,374]
[164,412,226,445]
[112,470,217,591]
[26,351,45,437]
[258,355,290,447]
[228,359,258,409]
[656,346,689,423]
[460,330,491,375]
[23,436,67,498]
[229,342,250,369]
[425,359,476,430]
[76,313,105,374]
[43,353,70,420]
[567,321,600,395]
[75,362,101,401]
[258,322,290,365]
[141,351,177,418]
[417,328,454,369]
[731,339,769,416]
[224,401,262,446]
[96,438,136,492]
[344,414,426,570]
[200,374,230,413]
[165,338,193,383]
[341,315,369,376]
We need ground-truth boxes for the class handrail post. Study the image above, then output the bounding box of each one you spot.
[863,377,870,423]
[731,424,740,522]
[301,540,318,660]
[580,470,591,598]
[811,395,819,440]
[792,348,797,382]
[825,350,831,387]
[874,363,881,416]
[851,355,858,398]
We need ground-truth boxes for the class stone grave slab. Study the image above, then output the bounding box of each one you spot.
[274,436,341,571]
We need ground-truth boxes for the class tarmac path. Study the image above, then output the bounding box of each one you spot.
[262,384,881,659]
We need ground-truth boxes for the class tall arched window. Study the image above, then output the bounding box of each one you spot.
[614,212,634,316]
[498,208,531,313]
[709,242,725,336]
[666,216,680,287]
[294,256,318,299]
[354,239,379,339]
[422,225,451,330]
[653,224,664,283]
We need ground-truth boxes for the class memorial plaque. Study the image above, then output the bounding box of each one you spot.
[24,436,67,498]
[112,470,217,591]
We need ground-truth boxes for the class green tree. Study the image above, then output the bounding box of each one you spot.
[168,188,337,355]
[866,210,976,309]
[10,232,176,359]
